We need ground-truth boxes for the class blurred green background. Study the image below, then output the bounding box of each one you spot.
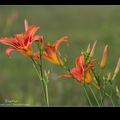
[0,5,120,106]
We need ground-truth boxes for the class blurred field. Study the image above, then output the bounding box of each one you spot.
[0,5,120,106]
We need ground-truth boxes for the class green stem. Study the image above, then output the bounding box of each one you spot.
[83,85,93,106]
[118,97,120,106]
[101,89,105,106]
[31,58,43,105]
[41,78,49,106]
[39,43,49,107]
[110,97,115,107]
[105,92,115,107]
[88,86,101,107]
[31,57,49,106]
[100,80,107,106]
[110,89,115,107]
[91,69,100,86]
[83,53,93,106]
[98,69,105,106]
[31,58,41,79]
[91,69,105,106]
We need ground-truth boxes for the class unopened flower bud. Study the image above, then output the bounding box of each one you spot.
[107,72,111,81]
[100,45,109,69]
[116,86,120,97]
[90,40,97,58]
[24,19,28,32]
[47,70,50,75]
[112,58,120,80]
[44,70,47,77]
[44,70,50,83]
[114,58,120,75]
[86,44,91,54]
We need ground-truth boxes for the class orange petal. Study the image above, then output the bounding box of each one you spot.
[0,37,17,48]
[85,71,93,84]
[43,51,62,65]
[44,45,63,65]
[33,35,43,42]
[71,67,83,82]
[44,45,56,56]
[6,47,16,57]
[59,73,73,79]
[53,36,69,51]
[26,25,40,38]
[15,34,24,40]
[75,54,84,70]
[24,25,40,46]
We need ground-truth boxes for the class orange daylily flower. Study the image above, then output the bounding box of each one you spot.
[43,36,69,65]
[0,19,42,58]
[60,53,95,84]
